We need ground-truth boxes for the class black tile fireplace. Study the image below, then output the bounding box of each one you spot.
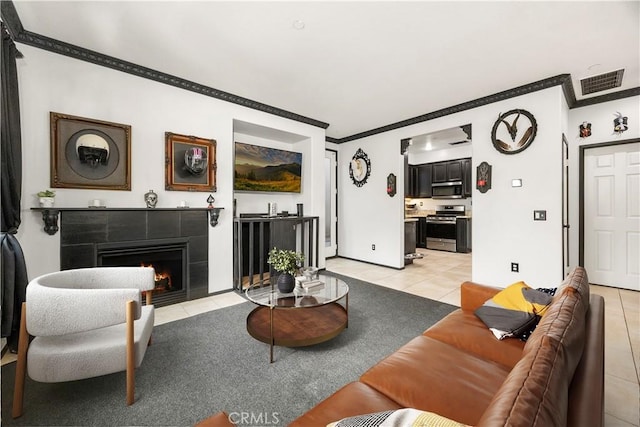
[97,238,188,306]
[59,209,209,307]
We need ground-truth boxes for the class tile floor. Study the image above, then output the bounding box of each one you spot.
[2,249,638,426]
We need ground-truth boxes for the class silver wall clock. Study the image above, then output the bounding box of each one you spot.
[349,148,371,187]
[491,109,537,154]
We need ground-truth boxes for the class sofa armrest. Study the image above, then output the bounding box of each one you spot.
[567,294,605,427]
[460,281,501,311]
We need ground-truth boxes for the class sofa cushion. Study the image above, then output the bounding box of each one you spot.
[288,381,403,427]
[360,336,511,426]
[424,309,525,369]
[474,281,554,340]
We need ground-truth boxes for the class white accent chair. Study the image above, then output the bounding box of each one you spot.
[12,267,156,418]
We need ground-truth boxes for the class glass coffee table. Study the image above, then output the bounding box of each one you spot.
[245,274,349,363]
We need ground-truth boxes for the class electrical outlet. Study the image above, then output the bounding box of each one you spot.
[511,262,519,273]
[372,244,376,250]
[533,210,547,221]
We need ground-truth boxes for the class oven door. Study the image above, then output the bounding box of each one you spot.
[425,219,457,251]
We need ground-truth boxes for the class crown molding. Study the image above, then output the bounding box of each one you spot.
[572,87,640,109]
[0,0,24,38]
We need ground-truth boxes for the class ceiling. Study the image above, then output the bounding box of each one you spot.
[408,125,471,153]
[8,1,640,140]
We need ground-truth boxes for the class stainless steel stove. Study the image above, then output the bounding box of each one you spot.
[426,205,466,252]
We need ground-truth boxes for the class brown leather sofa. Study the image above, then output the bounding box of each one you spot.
[290,266,604,427]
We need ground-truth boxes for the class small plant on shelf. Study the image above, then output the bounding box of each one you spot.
[267,247,304,276]
[36,189,56,208]
[36,190,55,198]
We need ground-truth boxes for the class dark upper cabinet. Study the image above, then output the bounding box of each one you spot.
[434,160,463,182]
[432,162,447,183]
[447,161,463,181]
[416,164,432,197]
[405,164,418,197]
[462,158,472,197]
[406,164,431,197]
[409,157,470,198]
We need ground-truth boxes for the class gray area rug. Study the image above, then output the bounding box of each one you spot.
[1,272,457,426]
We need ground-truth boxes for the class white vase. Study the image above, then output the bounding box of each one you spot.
[39,197,55,208]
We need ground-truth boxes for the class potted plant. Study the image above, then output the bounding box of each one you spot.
[267,247,304,293]
[37,190,56,208]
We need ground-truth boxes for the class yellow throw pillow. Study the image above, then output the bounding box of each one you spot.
[475,281,554,340]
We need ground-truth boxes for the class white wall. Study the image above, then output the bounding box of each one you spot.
[567,96,640,271]
[15,45,326,292]
[339,86,566,287]
[471,89,565,287]
[338,136,406,268]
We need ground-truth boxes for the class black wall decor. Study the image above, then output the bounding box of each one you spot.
[476,161,492,193]
[491,109,537,154]
[349,148,371,187]
[387,173,396,197]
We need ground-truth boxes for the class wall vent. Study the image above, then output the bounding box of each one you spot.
[580,69,624,95]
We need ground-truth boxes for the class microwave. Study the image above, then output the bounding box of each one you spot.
[432,181,463,199]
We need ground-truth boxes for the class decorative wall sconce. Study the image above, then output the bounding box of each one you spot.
[613,112,628,134]
[208,207,224,227]
[40,209,59,235]
[387,173,396,197]
[476,161,492,193]
[579,121,592,138]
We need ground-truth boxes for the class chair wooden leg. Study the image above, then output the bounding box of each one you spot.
[126,300,135,405]
[145,291,153,346]
[12,303,29,418]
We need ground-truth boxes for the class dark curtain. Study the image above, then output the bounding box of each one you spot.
[1,23,28,350]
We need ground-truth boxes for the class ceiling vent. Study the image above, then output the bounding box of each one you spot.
[580,69,624,95]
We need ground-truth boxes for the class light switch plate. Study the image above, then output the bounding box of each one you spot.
[534,210,547,221]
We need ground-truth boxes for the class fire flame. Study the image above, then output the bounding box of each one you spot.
[141,263,173,293]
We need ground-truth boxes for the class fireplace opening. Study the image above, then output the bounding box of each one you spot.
[97,240,189,307]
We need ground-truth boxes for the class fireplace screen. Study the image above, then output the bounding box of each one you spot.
[97,241,187,306]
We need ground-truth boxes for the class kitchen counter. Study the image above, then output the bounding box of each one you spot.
[404,218,418,222]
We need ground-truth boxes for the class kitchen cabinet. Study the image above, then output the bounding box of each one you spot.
[416,217,427,248]
[404,220,417,265]
[462,158,472,197]
[416,164,432,197]
[432,162,447,183]
[447,161,463,181]
[408,157,470,198]
[433,160,463,183]
[406,164,431,198]
[456,217,472,253]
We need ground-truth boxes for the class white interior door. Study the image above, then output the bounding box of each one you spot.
[584,142,640,290]
[325,150,338,257]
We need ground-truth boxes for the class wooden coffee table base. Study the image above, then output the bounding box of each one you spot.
[246,302,348,362]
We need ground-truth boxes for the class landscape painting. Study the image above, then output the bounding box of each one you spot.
[234,142,302,193]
